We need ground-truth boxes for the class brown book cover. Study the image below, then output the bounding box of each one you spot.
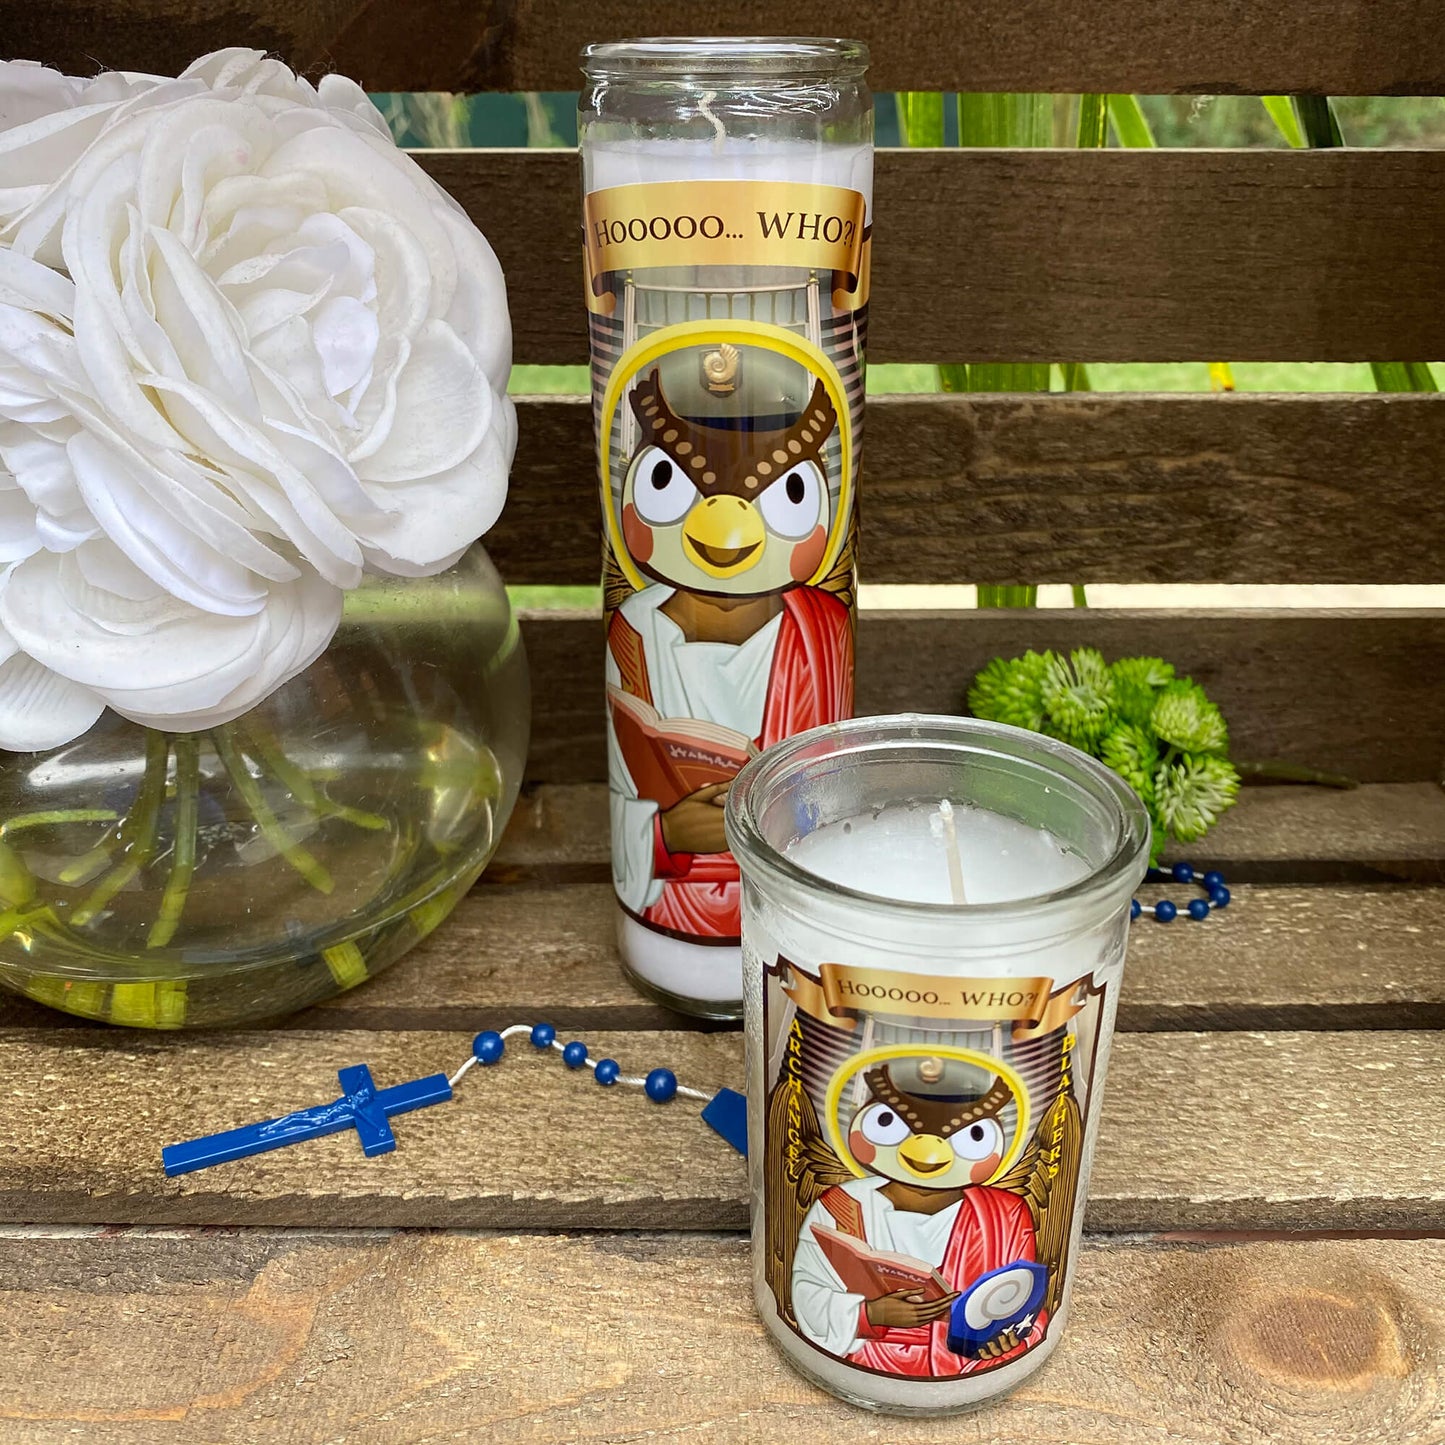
[810,1224,953,1302]
[607,686,757,812]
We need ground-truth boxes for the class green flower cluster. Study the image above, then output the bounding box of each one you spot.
[968,649,1240,861]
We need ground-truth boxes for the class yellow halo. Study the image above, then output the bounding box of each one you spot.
[823,1044,1032,1187]
[600,319,853,593]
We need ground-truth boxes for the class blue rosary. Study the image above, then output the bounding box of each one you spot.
[162,1020,748,1176]
[162,874,1235,1175]
[1132,861,1231,923]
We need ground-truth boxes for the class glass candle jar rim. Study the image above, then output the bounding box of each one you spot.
[580,36,869,81]
[726,713,1152,923]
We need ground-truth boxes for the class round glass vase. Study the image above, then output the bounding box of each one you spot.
[0,547,528,1028]
[726,715,1150,1415]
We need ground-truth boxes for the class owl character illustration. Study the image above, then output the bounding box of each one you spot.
[766,1046,1082,1378]
[605,352,856,948]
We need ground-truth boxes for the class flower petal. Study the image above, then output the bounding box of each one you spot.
[0,652,104,751]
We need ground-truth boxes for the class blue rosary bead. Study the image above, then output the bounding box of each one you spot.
[1210,885,1231,908]
[472,1030,505,1065]
[1203,870,1225,891]
[645,1068,678,1103]
[594,1058,620,1086]
[562,1040,589,1069]
[1187,898,1211,921]
[530,1022,556,1049]
[1130,898,1141,920]
[1171,861,1195,884]
[1154,899,1178,923]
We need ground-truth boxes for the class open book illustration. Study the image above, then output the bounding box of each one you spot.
[810,1223,954,1303]
[607,686,759,812]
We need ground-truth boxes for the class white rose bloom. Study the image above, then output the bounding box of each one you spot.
[0,50,514,751]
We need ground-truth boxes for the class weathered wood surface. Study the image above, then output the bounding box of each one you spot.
[8,0,1445,95]
[414,148,1445,364]
[0,1027,1440,1231]
[489,783,1445,880]
[3,882,1440,1036]
[521,612,1445,786]
[500,393,1445,587]
[0,1229,1439,1444]
[314,882,1445,1035]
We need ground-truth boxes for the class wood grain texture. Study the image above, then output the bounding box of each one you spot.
[499,393,1445,587]
[521,611,1445,786]
[8,0,1445,94]
[416,148,1445,364]
[489,782,1445,880]
[0,1229,1440,1443]
[7,880,1441,1035]
[0,1027,1440,1231]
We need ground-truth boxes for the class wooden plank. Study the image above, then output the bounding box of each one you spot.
[499,393,1445,587]
[521,611,1445,786]
[490,782,1445,881]
[312,882,1445,1035]
[0,1027,1439,1230]
[0,1230,1440,1444]
[8,0,1445,94]
[417,149,1445,364]
[8,880,1441,1035]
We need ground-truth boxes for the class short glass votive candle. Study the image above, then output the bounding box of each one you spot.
[725,715,1150,1414]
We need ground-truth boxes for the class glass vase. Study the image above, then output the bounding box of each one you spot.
[0,547,528,1027]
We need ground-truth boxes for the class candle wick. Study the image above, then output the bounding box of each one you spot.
[698,90,727,148]
[936,799,969,905]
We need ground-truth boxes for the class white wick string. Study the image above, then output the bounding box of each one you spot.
[698,89,727,147]
[449,1024,710,1101]
[934,798,969,905]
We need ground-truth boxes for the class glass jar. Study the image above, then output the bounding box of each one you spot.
[0,547,528,1027]
[580,38,872,1019]
[726,715,1150,1414]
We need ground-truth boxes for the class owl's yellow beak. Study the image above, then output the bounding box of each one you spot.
[898,1133,955,1179]
[682,495,765,578]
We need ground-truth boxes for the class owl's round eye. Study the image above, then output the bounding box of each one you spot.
[629,445,699,526]
[953,1116,1004,1161]
[758,460,824,539]
[856,1103,912,1147]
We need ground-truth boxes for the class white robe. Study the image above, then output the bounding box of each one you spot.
[607,584,782,913]
[791,1176,963,1360]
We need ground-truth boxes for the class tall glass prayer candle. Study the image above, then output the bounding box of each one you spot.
[726,716,1150,1414]
[579,39,872,1019]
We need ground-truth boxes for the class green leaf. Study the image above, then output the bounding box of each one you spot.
[1261,96,1306,148]
[1292,94,1345,148]
[1110,656,1175,727]
[1107,94,1156,148]
[976,585,1040,608]
[1058,362,1093,392]
[896,92,946,148]
[1076,93,1109,150]
[1370,362,1439,393]
[958,92,1053,148]
[1101,723,1160,805]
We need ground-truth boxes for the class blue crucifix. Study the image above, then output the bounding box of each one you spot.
[162,1064,453,1177]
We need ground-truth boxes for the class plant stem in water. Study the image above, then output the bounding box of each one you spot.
[148,735,200,948]
[72,731,169,926]
[213,728,334,895]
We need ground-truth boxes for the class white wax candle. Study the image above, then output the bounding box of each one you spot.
[585,137,873,199]
[786,801,1092,906]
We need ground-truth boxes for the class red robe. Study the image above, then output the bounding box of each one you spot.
[609,586,854,942]
[819,1183,1048,1378]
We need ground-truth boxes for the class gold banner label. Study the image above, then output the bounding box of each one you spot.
[584,179,868,301]
[780,959,1091,1041]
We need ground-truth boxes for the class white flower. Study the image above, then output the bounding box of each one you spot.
[0,50,514,750]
